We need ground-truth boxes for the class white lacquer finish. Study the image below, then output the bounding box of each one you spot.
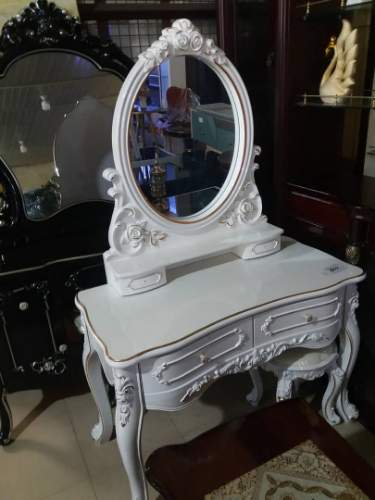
[77,239,361,364]
[262,343,344,425]
[77,238,364,500]
[104,18,282,296]
[78,19,366,500]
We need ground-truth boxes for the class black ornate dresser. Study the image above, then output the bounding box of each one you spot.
[0,0,133,445]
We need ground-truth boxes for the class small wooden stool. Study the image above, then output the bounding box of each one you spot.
[262,343,346,425]
[145,399,375,500]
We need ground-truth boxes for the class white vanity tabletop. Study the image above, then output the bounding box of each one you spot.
[77,239,363,364]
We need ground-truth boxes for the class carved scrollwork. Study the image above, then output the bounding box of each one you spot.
[153,362,167,383]
[153,329,247,386]
[347,292,359,326]
[261,316,273,336]
[220,146,262,229]
[138,18,226,74]
[340,388,359,420]
[114,208,167,255]
[0,0,131,72]
[276,373,293,401]
[180,375,212,403]
[104,169,167,255]
[180,332,328,403]
[103,168,125,206]
[114,373,135,427]
[0,0,80,49]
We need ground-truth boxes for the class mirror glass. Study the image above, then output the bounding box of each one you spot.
[129,55,235,218]
[0,51,122,219]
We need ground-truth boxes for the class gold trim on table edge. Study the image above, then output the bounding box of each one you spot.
[76,271,365,364]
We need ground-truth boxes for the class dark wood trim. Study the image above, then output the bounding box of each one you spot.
[273,0,294,226]
[79,3,216,22]
[355,5,375,176]
[216,0,237,65]
[97,20,110,40]
[93,0,110,40]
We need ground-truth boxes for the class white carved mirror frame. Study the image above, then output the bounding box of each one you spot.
[104,19,283,296]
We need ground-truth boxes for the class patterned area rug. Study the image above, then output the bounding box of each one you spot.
[205,440,369,500]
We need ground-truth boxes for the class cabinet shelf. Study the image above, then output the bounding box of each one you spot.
[296,93,375,109]
[297,0,373,21]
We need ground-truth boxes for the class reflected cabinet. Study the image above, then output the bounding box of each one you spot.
[129,55,233,218]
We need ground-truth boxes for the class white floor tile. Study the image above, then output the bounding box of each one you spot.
[142,410,185,459]
[90,465,131,500]
[0,391,90,500]
[91,465,159,500]
[6,389,44,428]
[43,480,97,500]
[1,383,375,500]
[65,393,123,478]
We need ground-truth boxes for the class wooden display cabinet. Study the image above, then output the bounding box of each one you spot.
[274,0,375,431]
[275,0,375,263]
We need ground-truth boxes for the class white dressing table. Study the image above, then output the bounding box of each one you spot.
[77,238,363,499]
[76,20,365,500]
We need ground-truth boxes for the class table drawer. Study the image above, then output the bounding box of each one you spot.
[141,318,252,397]
[254,292,344,346]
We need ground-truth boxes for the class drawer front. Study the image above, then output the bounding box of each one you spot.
[141,319,253,406]
[254,292,344,346]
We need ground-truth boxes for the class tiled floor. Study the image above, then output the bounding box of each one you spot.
[1,373,375,500]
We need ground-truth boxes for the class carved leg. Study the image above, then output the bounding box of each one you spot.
[82,335,114,443]
[0,372,12,445]
[246,368,263,406]
[276,372,294,402]
[321,365,344,425]
[113,367,148,500]
[336,288,360,422]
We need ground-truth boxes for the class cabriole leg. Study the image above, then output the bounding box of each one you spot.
[276,372,293,402]
[336,287,360,422]
[0,372,12,445]
[246,368,263,406]
[113,367,148,500]
[321,365,344,425]
[82,335,114,443]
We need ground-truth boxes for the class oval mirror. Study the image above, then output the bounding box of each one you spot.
[0,51,122,220]
[129,55,235,218]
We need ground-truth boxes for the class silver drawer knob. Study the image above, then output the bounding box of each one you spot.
[199,353,209,364]
[304,313,315,323]
[19,301,29,311]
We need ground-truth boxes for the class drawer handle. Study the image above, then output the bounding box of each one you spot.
[199,353,209,364]
[304,313,315,323]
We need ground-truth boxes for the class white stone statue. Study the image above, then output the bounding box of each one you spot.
[319,19,358,105]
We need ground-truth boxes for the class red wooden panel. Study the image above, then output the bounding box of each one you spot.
[287,190,350,233]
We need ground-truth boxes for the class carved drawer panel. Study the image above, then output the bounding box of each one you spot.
[254,292,344,346]
[141,318,252,407]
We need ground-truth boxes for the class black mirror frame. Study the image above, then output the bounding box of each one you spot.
[0,0,134,269]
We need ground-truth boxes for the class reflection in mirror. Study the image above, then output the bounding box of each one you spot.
[0,51,122,219]
[129,55,234,218]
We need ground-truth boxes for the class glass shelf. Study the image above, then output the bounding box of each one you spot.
[296,93,375,109]
[296,0,373,21]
